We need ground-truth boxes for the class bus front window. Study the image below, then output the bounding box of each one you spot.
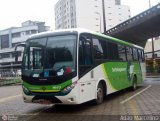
[46,35,76,76]
[22,35,76,77]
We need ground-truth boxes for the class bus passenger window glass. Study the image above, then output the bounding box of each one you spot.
[126,47,133,61]
[138,50,143,62]
[108,42,119,60]
[133,48,138,61]
[27,38,46,70]
[79,34,92,65]
[118,45,126,61]
[141,50,145,62]
[92,38,105,59]
[30,47,43,69]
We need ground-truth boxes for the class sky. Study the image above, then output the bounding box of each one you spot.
[0,0,160,31]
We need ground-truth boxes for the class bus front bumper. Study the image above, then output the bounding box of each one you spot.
[22,85,80,105]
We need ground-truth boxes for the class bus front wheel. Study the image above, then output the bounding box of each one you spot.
[94,83,104,105]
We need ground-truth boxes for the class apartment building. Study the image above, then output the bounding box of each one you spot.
[0,20,50,70]
[54,0,130,32]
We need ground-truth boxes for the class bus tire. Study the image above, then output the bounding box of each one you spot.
[132,76,137,91]
[94,83,104,105]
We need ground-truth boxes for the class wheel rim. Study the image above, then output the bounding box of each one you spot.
[97,87,103,103]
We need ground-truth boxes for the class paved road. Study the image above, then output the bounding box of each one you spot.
[0,79,160,121]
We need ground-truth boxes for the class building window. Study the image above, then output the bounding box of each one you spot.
[0,53,10,59]
[31,30,37,34]
[115,0,121,5]
[26,31,30,35]
[12,32,21,38]
[1,34,9,49]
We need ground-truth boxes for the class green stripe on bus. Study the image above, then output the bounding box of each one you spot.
[93,32,133,47]
[23,79,72,92]
[103,62,129,90]
[102,64,117,91]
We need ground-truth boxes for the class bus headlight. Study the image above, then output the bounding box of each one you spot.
[22,85,30,94]
[62,81,77,94]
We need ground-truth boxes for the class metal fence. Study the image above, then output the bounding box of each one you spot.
[0,69,22,86]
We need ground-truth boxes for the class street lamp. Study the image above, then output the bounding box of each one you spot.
[95,12,101,33]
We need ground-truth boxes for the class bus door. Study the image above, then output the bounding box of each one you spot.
[78,33,95,102]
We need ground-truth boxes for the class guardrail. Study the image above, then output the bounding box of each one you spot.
[0,77,22,86]
[0,69,22,86]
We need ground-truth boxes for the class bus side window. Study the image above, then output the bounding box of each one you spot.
[79,34,92,65]
[138,49,145,62]
[79,34,93,76]
[133,48,138,61]
[126,47,133,61]
[118,45,127,61]
[141,50,145,62]
[108,42,119,60]
[92,37,105,59]
[138,50,142,62]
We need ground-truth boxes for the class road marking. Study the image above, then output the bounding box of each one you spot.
[0,94,22,103]
[120,85,152,104]
[129,100,139,121]
[129,100,138,115]
[19,114,39,116]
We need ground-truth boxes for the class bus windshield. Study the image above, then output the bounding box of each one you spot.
[23,35,77,78]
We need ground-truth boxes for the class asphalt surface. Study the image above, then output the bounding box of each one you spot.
[0,78,160,121]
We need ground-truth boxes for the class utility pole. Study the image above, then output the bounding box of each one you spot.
[102,0,106,33]
[151,37,155,59]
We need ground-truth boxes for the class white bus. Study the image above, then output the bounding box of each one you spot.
[15,29,145,105]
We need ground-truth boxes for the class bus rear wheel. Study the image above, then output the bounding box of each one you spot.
[94,83,104,105]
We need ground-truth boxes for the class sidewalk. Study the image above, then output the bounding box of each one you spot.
[144,77,160,85]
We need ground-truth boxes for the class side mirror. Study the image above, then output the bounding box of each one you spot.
[15,43,26,62]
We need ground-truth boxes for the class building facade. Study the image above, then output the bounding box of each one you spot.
[0,20,50,70]
[144,38,160,75]
[54,0,130,32]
